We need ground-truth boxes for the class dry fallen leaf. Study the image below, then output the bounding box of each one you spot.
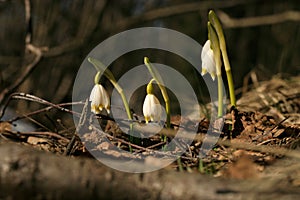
[96,142,114,150]
[0,122,12,133]
[222,151,259,179]
[27,136,49,145]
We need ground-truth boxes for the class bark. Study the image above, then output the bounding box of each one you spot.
[0,141,299,200]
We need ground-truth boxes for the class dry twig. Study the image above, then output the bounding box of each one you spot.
[111,0,257,31]
[218,10,300,28]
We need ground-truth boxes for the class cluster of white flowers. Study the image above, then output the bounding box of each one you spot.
[89,82,162,124]
[89,39,216,122]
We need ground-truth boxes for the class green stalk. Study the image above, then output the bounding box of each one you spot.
[226,70,236,107]
[208,22,223,117]
[208,10,236,107]
[144,57,170,129]
[217,75,223,117]
[94,71,101,85]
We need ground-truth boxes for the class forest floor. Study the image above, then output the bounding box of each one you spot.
[0,75,299,199]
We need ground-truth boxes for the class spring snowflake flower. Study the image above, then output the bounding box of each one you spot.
[201,40,216,81]
[143,94,162,123]
[143,81,162,123]
[89,84,110,114]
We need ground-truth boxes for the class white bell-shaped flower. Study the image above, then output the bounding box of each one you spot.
[89,84,110,114]
[143,94,162,123]
[201,40,216,81]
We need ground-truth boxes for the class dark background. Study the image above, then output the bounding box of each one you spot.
[1,0,299,123]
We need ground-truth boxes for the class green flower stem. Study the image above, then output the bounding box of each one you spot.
[226,70,236,107]
[209,10,236,107]
[144,57,170,129]
[217,75,223,117]
[208,22,223,117]
[94,71,101,85]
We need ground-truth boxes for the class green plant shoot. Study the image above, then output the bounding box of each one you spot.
[208,22,223,117]
[208,10,236,107]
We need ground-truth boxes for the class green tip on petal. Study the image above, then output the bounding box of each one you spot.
[201,68,207,76]
[210,73,216,81]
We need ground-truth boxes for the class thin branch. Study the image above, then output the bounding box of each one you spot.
[28,0,254,58]
[90,124,195,161]
[111,0,258,31]
[0,44,46,104]
[218,10,300,28]
[0,0,44,104]
[87,115,300,160]
[7,102,84,123]
[128,124,300,160]
[218,139,300,159]
[3,130,69,142]
[0,93,81,120]
[43,38,85,57]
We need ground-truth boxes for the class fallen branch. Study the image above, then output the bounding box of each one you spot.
[0,141,299,200]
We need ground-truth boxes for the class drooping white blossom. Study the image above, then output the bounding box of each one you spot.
[201,40,216,80]
[89,84,110,114]
[143,94,161,123]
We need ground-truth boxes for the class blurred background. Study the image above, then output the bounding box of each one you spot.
[0,0,299,127]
